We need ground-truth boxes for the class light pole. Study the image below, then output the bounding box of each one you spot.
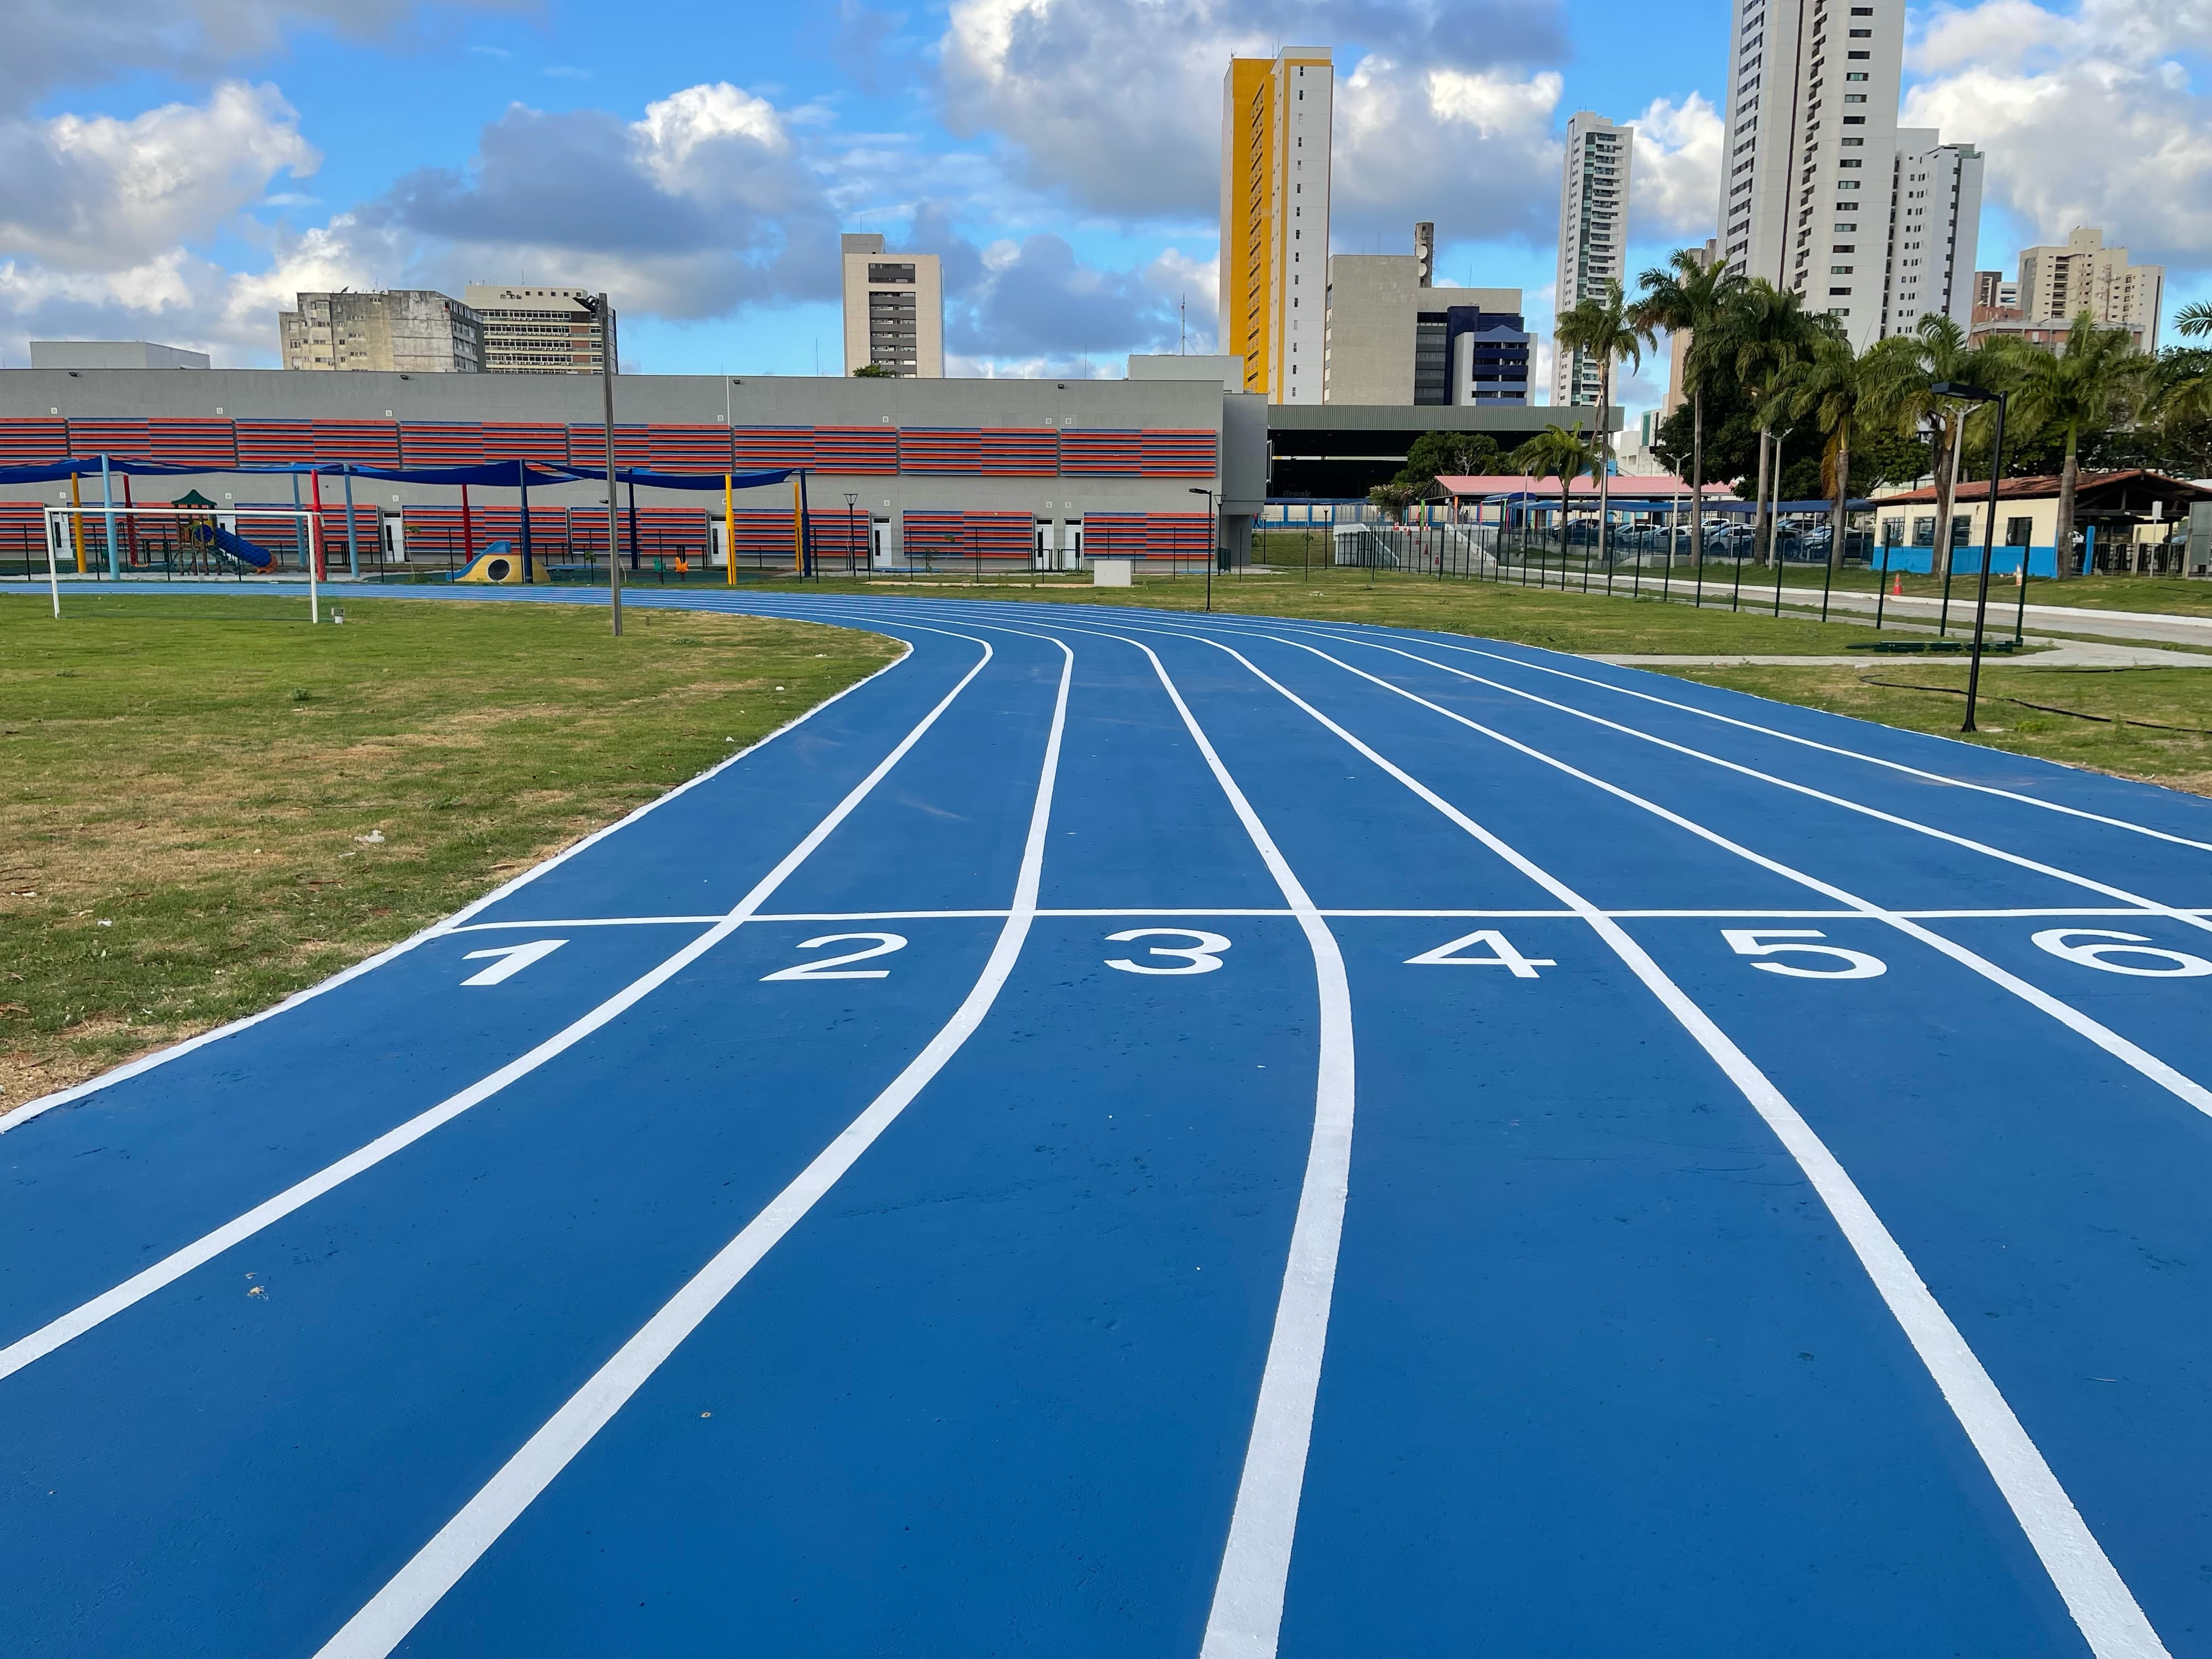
[843,492,860,580]
[1188,486,1215,612]
[1932,380,2010,734]
[582,293,622,636]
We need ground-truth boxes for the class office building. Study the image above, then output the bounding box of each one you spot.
[1972,270,2018,311]
[27,341,208,370]
[1219,47,1333,404]
[2015,228,2165,351]
[1324,232,1527,407]
[1553,112,1634,407]
[1879,132,1982,333]
[279,291,483,373]
[462,286,616,375]
[839,234,944,379]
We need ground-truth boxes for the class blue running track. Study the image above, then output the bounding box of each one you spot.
[8,584,2212,1658]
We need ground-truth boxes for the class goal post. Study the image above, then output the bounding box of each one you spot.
[40,505,325,622]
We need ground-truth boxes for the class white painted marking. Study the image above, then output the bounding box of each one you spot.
[1404,928,1554,977]
[1103,927,1233,975]
[760,933,908,981]
[0,635,997,1385]
[309,634,1076,1659]
[0,640,919,1136]
[459,940,567,986]
[1722,929,1887,979]
[2031,929,2212,978]
[1181,627,2172,1659]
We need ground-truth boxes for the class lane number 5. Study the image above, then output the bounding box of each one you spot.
[1723,929,1887,979]
[2032,929,2212,978]
[1105,928,1232,975]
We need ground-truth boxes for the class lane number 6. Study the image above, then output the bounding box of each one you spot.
[2031,929,2212,978]
[1723,929,1887,979]
[1105,928,1232,975]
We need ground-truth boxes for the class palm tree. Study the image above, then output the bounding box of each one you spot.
[2006,312,2157,578]
[1774,336,1877,569]
[1865,315,2007,580]
[1509,422,1598,562]
[1718,281,1830,563]
[1553,280,1652,572]
[2163,302,2212,424]
[1631,249,1746,575]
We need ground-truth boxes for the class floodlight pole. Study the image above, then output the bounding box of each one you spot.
[1933,381,2008,733]
[589,292,622,636]
[1189,486,1215,611]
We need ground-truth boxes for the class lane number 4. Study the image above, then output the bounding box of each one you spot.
[1404,928,1555,978]
[1723,929,1887,979]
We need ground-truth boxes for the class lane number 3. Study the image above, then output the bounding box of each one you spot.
[763,933,909,981]
[1105,928,1232,975]
[1723,929,1887,979]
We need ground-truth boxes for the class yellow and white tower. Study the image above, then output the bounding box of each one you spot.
[1219,48,1331,404]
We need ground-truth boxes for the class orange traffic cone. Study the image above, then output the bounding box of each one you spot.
[1891,573,1904,596]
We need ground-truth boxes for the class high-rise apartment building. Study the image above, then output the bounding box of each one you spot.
[1879,133,1982,334]
[1972,270,2018,311]
[839,234,944,377]
[1716,0,1906,345]
[1553,112,1633,407]
[1219,47,1333,404]
[279,291,483,373]
[461,286,616,375]
[1324,232,1527,405]
[2016,228,2165,351]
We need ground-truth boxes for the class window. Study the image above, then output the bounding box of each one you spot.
[1846,70,1867,78]
[1849,26,1872,34]
[1847,48,1870,56]
[1831,286,1853,295]
[1831,265,1853,274]
[1845,92,1866,101]
[1911,516,1936,545]
[1833,243,1855,252]
[2005,516,2034,546]
[1950,516,1971,546]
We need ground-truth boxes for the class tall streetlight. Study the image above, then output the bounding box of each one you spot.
[1188,486,1215,612]
[580,293,622,636]
[1932,380,2010,734]
[843,491,861,580]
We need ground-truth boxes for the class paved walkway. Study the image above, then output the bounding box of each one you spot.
[1590,640,2212,669]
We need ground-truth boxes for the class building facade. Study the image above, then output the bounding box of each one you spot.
[27,341,208,370]
[278,291,484,373]
[2014,228,2165,351]
[461,287,616,375]
[1879,132,1982,334]
[1219,48,1333,404]
[1553,111,1634,407]
[1972,270,2018,311]
[1324,234,1527,407]
[838,234,944,379]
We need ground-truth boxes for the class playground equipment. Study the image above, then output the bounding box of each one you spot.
[451,541,532,584]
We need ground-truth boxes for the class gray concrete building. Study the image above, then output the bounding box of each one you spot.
[279,291,484,373]
[839,235,944,378]
[463,286,617,375]
[1323,253,1527,408]
[27,341,209,371]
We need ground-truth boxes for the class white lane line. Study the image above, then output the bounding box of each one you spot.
[0,635,998,1386]
[1224,628,2212,1125]
[309,634,1076,1659]
[1186,629,2172,1659]
[1251,625,2212,941]
[1037,629,1353,1659]
[1247,616,2212,857]
[0,639,919,1137]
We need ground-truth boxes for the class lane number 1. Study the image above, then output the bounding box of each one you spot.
[460,938,568,986]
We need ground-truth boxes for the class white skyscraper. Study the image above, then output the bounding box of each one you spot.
[1552,111,1633,407]
[1716,0,1905,345]
[1879,133,1983,335]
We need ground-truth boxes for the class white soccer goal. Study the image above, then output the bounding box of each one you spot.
[41,504,326,622]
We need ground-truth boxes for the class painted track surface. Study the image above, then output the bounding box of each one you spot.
[7,586,2212,1657]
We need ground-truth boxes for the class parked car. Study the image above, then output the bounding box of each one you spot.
[1800,525,1872,561]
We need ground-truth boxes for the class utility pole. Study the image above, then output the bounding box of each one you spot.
[586,292,622,635]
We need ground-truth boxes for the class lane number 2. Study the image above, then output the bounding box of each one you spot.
[1105,928,1232,975]
[1404,929,1555,978]
[460,938,567,986]
[1722,929,1887,979]
[762,933,909,981]
[2032,929,2212,978]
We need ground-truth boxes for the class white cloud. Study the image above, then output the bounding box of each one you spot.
[1628,92,1720,240]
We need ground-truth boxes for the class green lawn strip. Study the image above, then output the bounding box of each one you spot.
[1660,662,2212,797]
[0,592,897,1106]
[798,561,1886,656]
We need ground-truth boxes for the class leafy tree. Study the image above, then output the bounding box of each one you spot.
[852,363,895,379]
[1771,335,1880,568]
[1630,249,1746,562]
[1367,481,1422,523]
[1507,422,1597,548]
[2002,313,2158,578]
[1553,280,1652,567]
[1719,280,1831,562]
[1864,314,2008,579]
[1393,430,1501,489]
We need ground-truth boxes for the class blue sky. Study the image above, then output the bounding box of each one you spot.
[3,0,2207,414]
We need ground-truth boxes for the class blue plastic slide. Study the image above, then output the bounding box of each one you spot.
[187,522,275,569]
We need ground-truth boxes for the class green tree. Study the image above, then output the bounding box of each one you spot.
[852,363,895,379]
[1772,336,1879,569]
[1393,430,1502,489]
[2160,303,2212,428]
[1630,249,1747,566]
[1367,481,1422,523]
[1718,280,1830,563]
[1864,314,2009,579]
[2005,313,2158,578]
[1508,422,1598,554]
[1554,280,1652,569]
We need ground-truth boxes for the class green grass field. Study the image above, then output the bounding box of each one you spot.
[0,592,896,1107]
